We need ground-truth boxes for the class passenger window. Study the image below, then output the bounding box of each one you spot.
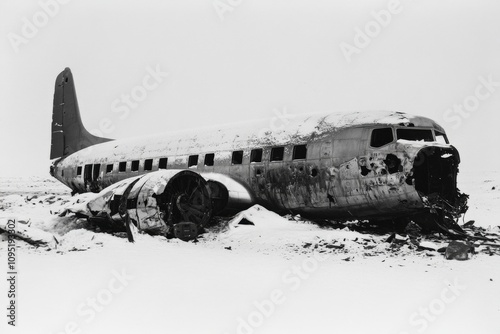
[106,164,113,173]
[270,147,285,161]
[144,159,153,171]
[158,158,168,169]
[293,145,307,160]
[93,164,101,180]
[131,160,139,172]
[76,166,82,176]
[188,155,198,167]
[204,153,215,166]
[232,150,243,165]
[371,128,394,147]
[119,162,127,172]
[250,149,263,163]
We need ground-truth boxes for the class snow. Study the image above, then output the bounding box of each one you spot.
[1,171,499,334]
[458,170,500,229]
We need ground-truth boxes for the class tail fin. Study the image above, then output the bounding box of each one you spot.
[50,68,112,159]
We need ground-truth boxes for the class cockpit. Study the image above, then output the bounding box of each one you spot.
[370,127,449,148]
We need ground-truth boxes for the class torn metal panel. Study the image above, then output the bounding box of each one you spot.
[77,170,212,236]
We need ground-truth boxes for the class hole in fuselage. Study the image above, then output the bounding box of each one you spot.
[384,154,402,174]
[360,165,370,176]
[412,147,459,203]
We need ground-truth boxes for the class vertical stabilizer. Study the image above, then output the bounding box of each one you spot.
[50,68,112,159]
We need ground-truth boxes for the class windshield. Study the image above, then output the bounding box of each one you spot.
[435,130,449,144]
[396,128,434,142]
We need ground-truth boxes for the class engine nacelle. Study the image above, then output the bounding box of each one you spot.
[86,170,212,236]
[202,172,256,216]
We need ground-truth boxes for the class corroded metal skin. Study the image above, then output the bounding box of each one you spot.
[50,68,466,222]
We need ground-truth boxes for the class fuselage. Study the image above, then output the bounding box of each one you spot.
[51,110,460,221]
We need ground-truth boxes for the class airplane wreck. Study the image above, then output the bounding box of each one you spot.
[50,68,468,240]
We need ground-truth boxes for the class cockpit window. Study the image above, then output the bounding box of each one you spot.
[396,129,434,142]
[370,128,394,147]
[434,130,449,144]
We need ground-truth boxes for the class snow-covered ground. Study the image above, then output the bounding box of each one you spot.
[0,171,499,334]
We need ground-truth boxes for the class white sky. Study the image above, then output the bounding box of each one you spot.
[1,0,500,177]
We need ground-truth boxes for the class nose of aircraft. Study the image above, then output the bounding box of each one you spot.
[409,145,468,220]
[411,146,459,198]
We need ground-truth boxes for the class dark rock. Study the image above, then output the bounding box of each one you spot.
[113,232,128,239]
[445,241,473,260]
[405,221,422,238]
[385,233,395,243]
